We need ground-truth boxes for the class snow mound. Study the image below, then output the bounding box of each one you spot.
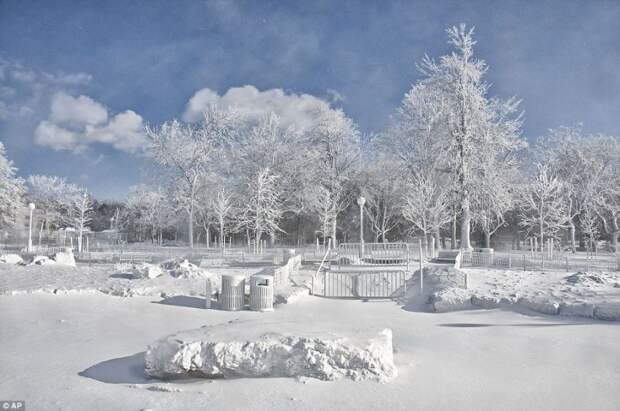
[29,255,55,266]
[274,286,310,305]
[0,254,24,265]
[116,263,164,279]
[430,288,473,312]
[164,259,216,281]
[593,304,620,321]
[565,272,606,285]
[145,320,396,382]
[421,265,468,289]
[54,251,76,267]
[517,297,561,315]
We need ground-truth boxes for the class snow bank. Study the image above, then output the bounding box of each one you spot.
[0,254,24,265]
[430,288,473,312]
[145,320,396,382]
[54,251,76,267]
[29,255,56,266]
[423,268,620,321]
[274,285,310,305]
[421,265,468,290]
[164,259,217,281]
[115,263,164,279]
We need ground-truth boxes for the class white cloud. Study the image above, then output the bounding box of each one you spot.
[34,121,79,152]
[49,92,108,127]
[86,110,145,152]
[183,85,332,131]
[0,58,93,121]
[34,93,146,154]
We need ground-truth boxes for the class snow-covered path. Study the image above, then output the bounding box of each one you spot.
[1,293,619,411]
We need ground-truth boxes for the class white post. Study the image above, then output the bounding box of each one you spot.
[27,203,35,253]
[357,196,366,258]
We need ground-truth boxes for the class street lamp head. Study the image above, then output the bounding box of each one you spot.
[28,202,35,210]
[357,196,366,207]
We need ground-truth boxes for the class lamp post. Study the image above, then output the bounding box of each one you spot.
[28,202,35,253]
[357,195,366,257]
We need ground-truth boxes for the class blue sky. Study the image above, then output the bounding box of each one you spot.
[1,0,619,199]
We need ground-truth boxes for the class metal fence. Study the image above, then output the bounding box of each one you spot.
[336,243,411,266]
[312,269,408,298]
[75,247,287,265]
[460,250,620,272]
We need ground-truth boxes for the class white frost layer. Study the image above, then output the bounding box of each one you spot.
[145,321,396,382]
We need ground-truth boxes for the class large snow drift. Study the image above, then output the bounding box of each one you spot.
[423,268,620,320]
[145,320,396,382]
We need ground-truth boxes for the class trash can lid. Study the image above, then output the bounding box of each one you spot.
[221,274,246,284]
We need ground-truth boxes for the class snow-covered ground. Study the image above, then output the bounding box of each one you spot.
[1,262,620,410]
[1,293,619,411]
[428,267,620,320]
[0,262,260,297]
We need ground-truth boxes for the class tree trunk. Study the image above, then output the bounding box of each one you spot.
[451,213,458,249]
[484,231,491,248]
[296,214,302,246]
[219,217,225,250]
[188,206,194,249]
[460,198,472,250]
[539,213,544,253]
[611,217,619,252]
[569,219,577,253]
[331,215,337,248]
[434,227,441,251]
[78,226,83,253]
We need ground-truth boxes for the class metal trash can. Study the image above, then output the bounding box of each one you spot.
[205,278,212,309]
[250,274,274,312]
[220,274,246,311]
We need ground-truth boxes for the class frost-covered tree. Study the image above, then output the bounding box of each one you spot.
[146,107,238,248]
[536,127,595,251]
[414,24,525,249]
[65,189,92,253]
[212,186,234,249]
[402,174,452,251]
[581,205,599,252]
[587,134,620,252]
[362,146,404,243]
[26,175,80,245]
[0,142,24,227]
[238,168,283,252]
[518,163,567,250]
[125,185,170,244]
[383,84,451,248]
[307,108,360,245]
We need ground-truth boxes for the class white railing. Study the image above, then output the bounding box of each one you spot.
[314,269,408,298]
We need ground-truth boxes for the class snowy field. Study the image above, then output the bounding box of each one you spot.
[0,262,619,411]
